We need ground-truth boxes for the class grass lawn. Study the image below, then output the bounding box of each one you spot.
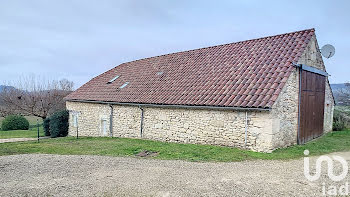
[0,115,43,126]
[0,126,44,139]
[0,130,349,162]
[0,115,44,139]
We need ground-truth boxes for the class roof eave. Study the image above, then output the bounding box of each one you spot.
[66,99,271,112]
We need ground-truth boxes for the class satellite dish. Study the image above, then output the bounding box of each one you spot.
[320,44,335,58]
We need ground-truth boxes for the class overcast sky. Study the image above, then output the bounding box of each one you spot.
[1,0,349,88]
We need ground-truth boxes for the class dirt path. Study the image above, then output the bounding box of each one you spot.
[1,153,349,196]
[0,138,37,143]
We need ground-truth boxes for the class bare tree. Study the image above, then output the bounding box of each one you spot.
[0,75,74,119]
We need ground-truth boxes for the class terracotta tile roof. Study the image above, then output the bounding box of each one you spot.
[66,29,315,108]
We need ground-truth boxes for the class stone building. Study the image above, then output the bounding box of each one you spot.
[65,29,334,152]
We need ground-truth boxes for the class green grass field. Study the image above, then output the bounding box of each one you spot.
[335,105,350,114]
[0,130,349,162]
[0,127,44,139]
[0,115,44,138]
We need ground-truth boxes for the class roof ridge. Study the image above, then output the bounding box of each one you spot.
[124,28,315,65]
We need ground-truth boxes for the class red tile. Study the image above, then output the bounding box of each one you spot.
[66,29,315,109]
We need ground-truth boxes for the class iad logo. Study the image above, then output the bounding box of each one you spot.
[304,149,348,182]
[304,150,350,196]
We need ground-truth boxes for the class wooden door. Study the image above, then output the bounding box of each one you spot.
[299,70,325,144]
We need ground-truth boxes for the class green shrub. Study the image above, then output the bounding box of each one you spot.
[43,118,50,136]
[333,111,346,131]
[49,110,69,138]
[1,115,30,131]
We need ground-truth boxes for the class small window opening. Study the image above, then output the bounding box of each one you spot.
[120,82,129,89]
[107,75,120,84]
[73,114,78,127]
[101,119,108,136]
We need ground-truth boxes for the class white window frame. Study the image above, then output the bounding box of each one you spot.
[119,82,129,89]
[107,75,120,84]
[101,118,108,136]
[71,112,79,127]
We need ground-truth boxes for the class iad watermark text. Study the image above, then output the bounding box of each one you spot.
[304,150,349,196]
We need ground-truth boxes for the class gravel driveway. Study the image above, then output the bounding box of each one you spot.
[1,153,350,197]
[0,138,37,143]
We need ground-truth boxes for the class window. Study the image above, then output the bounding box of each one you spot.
[101,119,108,136]
[72,114,78,127]
[119,82,129,89]
[107,75,120,84]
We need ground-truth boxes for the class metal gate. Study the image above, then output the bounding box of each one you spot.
[298,70,326,144]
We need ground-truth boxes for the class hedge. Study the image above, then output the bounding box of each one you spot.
[49,110,69,138]
[43,118,51,136]
[333,110,346,131]
[1,115,30,131]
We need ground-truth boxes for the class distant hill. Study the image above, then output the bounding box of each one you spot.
[0,85,15,92]
[331,83,347,92]
[331,83,349,105]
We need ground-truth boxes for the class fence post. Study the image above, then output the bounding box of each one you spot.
[37,119,39,142]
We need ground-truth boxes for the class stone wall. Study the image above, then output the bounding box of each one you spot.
[113,105,142,138]
[141,107,273,151]
[324,81,334,133]
[268,70,299,149]
[298,35,325,71]
[66,102,111,137]
[67,101,279,152]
